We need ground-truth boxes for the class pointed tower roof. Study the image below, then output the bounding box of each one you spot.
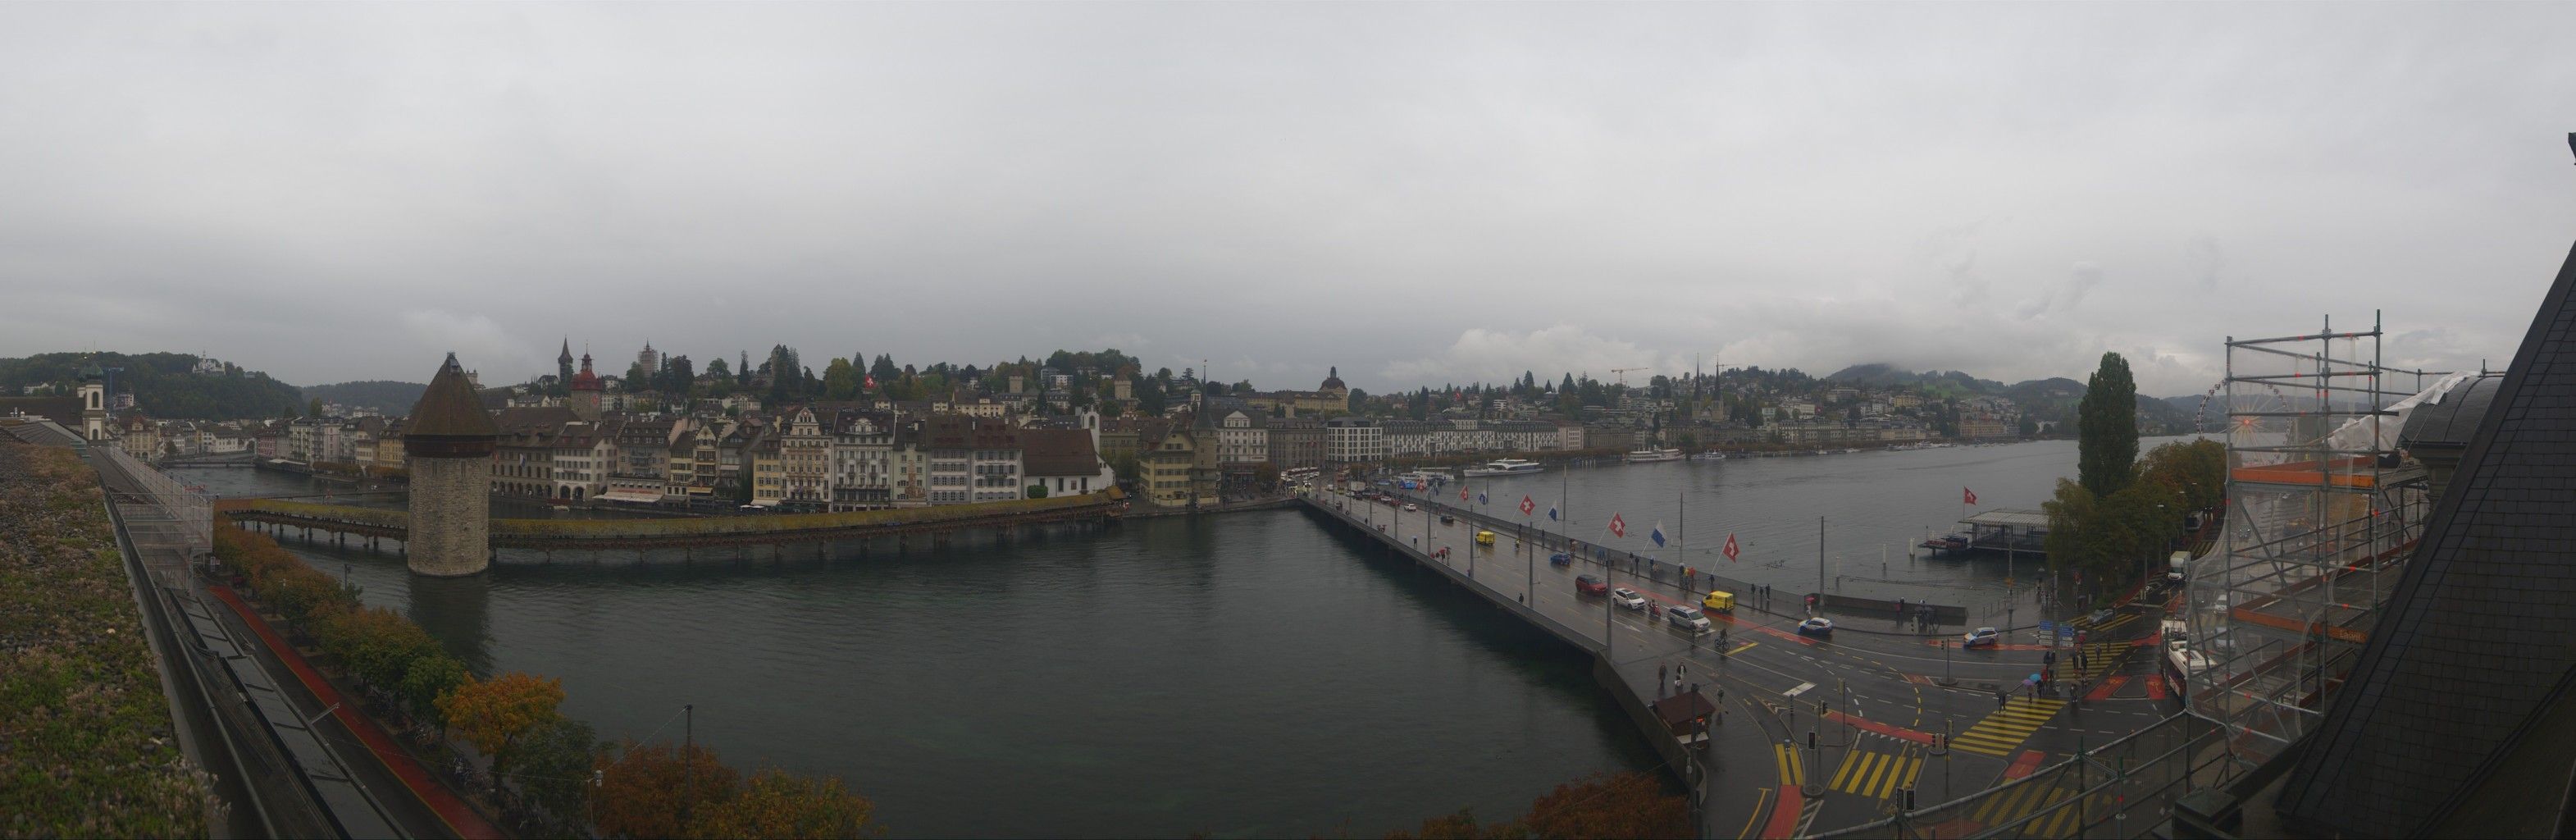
[559,338,574,364]
[405,353,501,441]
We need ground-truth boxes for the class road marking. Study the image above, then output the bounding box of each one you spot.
[1785,682,1816,697]
[1949,699,2068,756]
[1735,788,1770,840]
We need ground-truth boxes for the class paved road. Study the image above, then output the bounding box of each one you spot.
[1312,488,2182,838]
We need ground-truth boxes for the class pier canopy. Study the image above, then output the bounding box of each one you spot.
[1957,508,2050,555]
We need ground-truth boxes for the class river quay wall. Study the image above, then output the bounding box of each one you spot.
[1294,495,1699,787]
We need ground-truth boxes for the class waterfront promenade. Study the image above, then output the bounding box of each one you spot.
[1299,488,2184,838]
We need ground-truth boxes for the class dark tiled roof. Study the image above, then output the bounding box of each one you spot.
[494,406,577,432]
[403,354,499,439]
[2277,236,2576,835]
[1020,428,1100,477]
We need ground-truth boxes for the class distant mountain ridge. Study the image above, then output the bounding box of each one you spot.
[1825,363,2191,431]
[302,381,427,413]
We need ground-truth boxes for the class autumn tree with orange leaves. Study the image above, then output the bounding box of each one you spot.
[593,741,739,839]
[435,672,565,778]
[1521,772,1689,839]
[1388,771,1687,839]
[687,768,882,839]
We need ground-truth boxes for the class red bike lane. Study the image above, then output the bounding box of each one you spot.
[209,585,504,839]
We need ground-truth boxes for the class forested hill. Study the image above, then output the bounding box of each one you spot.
[0,352,302,420]
[1824,363,2195,432]
[302,381,426,414]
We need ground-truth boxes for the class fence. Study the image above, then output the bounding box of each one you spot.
[1814,710,2233,839]
[98,444,212,582]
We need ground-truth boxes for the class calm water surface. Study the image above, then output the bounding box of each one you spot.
[171,436,2193,837]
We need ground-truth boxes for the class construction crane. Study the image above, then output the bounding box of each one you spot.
[1609,367,1650,387]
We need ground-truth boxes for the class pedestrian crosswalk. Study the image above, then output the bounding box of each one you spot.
[2063,640,2132,682]
[1949,698,2067,756]
[1968,774,2105,838]
[1827,746,1922,801]
[1773,742,1807,787]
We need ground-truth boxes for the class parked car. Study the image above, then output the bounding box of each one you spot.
[1666,605,1712,633]
[1797,617,1835,637]
[1575,574,1609,596]
[1611,587,1647,610]
[1963,627,2002,648]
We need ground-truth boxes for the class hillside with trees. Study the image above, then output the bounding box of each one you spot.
[301,381,427,413]
[0,352,302,419]
[1825,363,2191,433]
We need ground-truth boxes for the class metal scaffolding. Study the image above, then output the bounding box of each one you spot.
[2183,312,2442,774]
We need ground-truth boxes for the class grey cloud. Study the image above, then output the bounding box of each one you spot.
[0,2,2562,399]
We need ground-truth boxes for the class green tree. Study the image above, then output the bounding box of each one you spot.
[307,396,324,417]
[510,718,600,830]
[823,358,859,400]
[2077,352,2139,497]
[2041,479,2098,584]
[400,655,469,727]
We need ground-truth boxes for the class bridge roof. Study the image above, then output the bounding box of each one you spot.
[403,354,499,439]
[2279,231,2576,836]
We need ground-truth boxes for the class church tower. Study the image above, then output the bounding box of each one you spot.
[77,360,106,441]
[557,338,576,387]
[403,353,499,576]
[569,352,604,421]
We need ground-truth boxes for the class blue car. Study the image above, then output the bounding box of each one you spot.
[1549,552,1572,567]
[1797,618,1835,637]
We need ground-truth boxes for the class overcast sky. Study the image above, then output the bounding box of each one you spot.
[4,3,2571,397]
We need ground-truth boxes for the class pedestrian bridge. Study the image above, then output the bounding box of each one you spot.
[217,490,1127,550]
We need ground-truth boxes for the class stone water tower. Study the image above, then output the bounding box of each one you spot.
[403,353,499,576]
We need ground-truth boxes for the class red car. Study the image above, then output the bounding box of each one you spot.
[1575,574,1609,596]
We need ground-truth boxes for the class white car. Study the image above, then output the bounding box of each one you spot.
[1610,588,1647,610]
[1403,503,1419,512]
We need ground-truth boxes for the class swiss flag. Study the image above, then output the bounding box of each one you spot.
[1608,514,1627,538]
[1963,487,1978,505]
[1723,532,1740,562]
[1519,495,1535,516]
[1460,486,1470,502]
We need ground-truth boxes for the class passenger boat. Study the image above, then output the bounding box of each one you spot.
[1461,458,1545,477]
[1624,446,1685,463]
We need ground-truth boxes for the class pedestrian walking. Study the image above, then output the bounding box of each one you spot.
[1997,689,2008,710]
